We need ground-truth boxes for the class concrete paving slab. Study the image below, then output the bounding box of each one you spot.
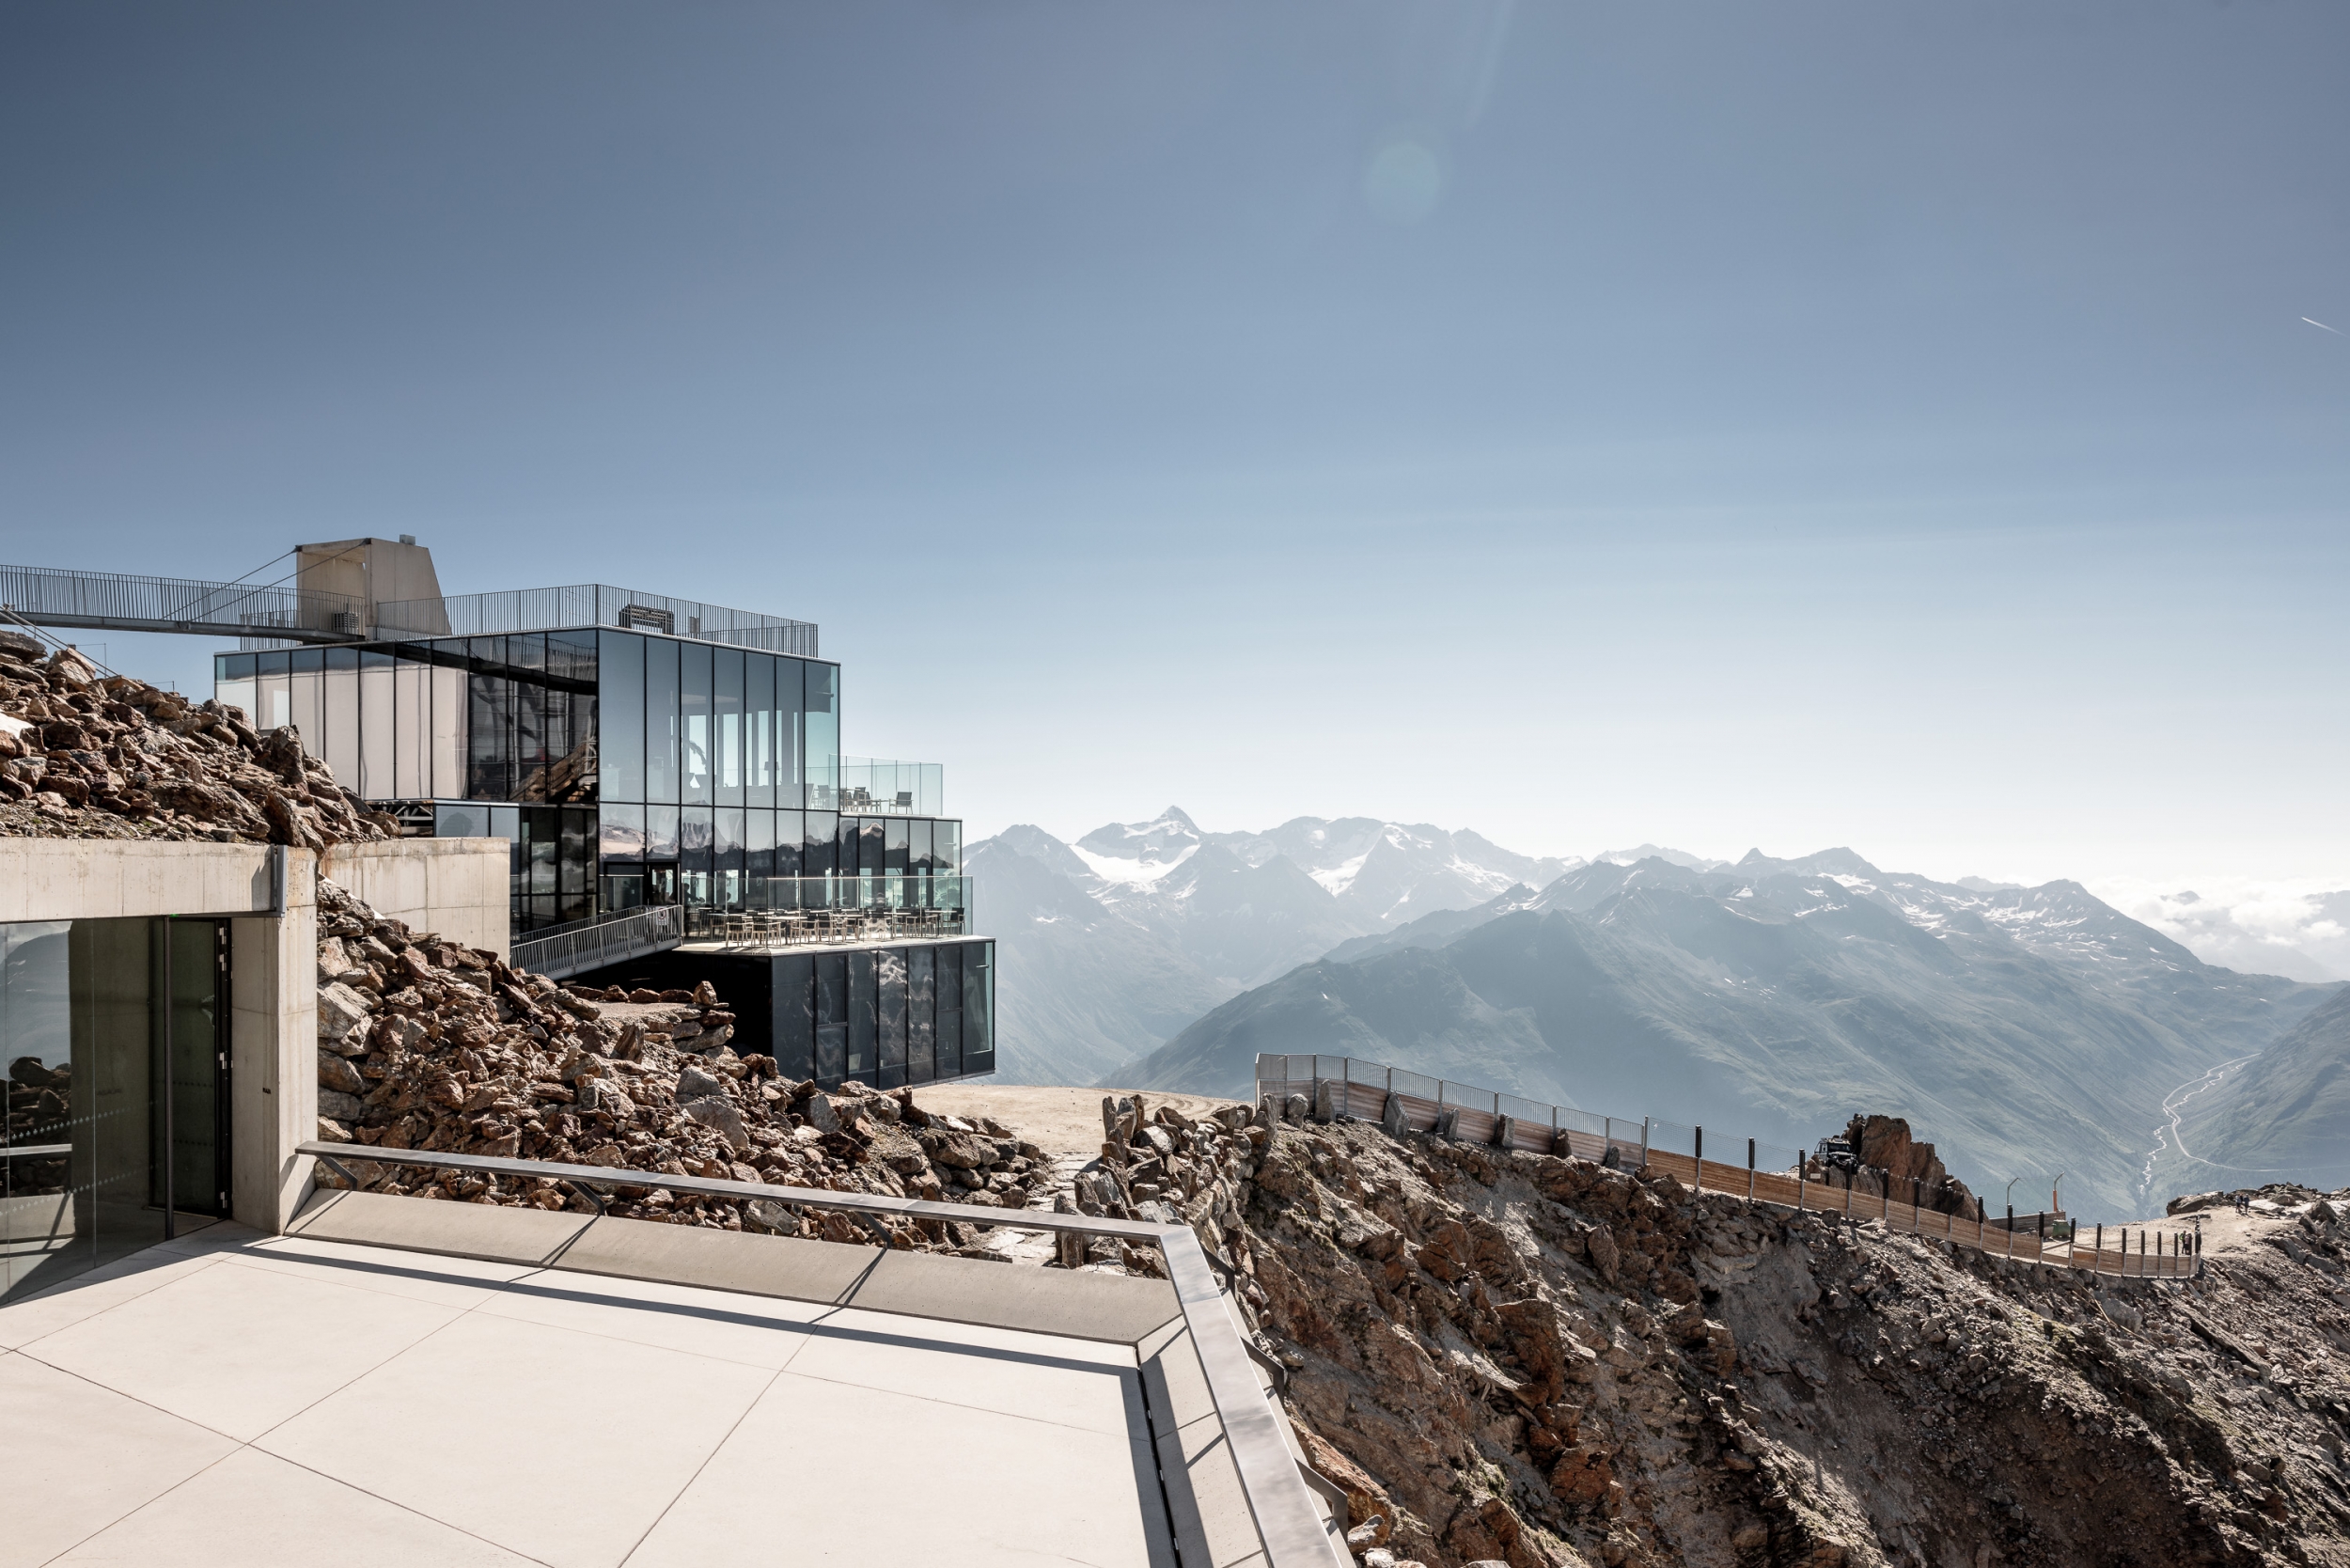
[238,1233,545,1309]
[787,1303,1145,1438]
[0,1250,230,1351]
[48,1446,542,1568]
[622,1367,1178,1568]
[21,1255,462,1440]
[474,1268,829,1371]
[288,1187,592,1265]
[0,1353,238,1568]
[258,1309,773,1568]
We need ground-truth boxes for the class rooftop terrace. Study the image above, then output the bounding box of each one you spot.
[0,1189,1335,1568]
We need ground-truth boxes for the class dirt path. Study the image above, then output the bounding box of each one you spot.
[908,1083,1244,1158]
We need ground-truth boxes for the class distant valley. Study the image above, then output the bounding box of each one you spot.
[972,811,2346,1217]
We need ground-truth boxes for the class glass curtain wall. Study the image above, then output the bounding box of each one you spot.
[214,634,601,806]
[3,918,228,1303]
[218,630,863,924]
[594,634,838,912]
[768,939,994,1090]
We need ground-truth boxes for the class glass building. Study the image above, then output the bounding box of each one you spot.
[213,600,993,1089]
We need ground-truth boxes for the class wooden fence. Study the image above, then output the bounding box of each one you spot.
[1253,1054,2196,1281]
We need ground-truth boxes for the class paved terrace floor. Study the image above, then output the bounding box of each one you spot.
[0,1218,1181,1567]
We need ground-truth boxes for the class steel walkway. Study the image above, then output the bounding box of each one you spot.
[0,562,368,645]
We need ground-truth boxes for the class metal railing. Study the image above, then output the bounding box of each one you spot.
[297,1140,1342,1568]
[509,904,682,980]
[1,562,369,645]
[373,585,818,656]
[1255,1054,2199,1281]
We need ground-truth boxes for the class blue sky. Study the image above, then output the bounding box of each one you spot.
[5,2,2346,889]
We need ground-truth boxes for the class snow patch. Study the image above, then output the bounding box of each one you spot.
[1072,843,1199,887]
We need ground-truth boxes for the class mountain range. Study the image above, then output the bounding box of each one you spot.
[973,813,2343,1217]
[968,808,1591,1086]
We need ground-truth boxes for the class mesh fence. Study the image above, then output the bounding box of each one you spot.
[1240,1052,2196,1278]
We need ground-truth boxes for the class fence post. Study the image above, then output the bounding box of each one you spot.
[1844,1165,1853,1215]
[1695,1126,1703,1181]
[1797,1161,1806,1212]
[1747,1138,1756,1204]
[1640,1118,1651,1170]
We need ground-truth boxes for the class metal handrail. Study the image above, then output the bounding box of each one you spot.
[509,905,681,981]
[1,561,369,645]
[1257,1052,2200,1281]
[295,1140,1343,1568]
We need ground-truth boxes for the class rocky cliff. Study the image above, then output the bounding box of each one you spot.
[1232,1110,2350,1568]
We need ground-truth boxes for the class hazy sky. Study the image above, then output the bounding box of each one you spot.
[5,2,2346,889]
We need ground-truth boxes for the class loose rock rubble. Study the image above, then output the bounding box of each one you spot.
[0,633,395,846]
[1232,1109,2350,1568]
[311,877,1077,1250]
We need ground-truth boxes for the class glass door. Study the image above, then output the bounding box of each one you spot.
[2,917,228,1302]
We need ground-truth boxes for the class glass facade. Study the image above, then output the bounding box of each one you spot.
[213,625,989,1082]
[3,917,228,1303]
[771,938,994,1089]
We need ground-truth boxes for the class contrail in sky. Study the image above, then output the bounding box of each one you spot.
[2306,317,2343,335]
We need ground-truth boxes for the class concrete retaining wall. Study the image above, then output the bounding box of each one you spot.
[321,836,509,956]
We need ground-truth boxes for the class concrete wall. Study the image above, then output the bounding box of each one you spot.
[233,875,316,1233]
[0,838,282,922]
[321,837,509,956]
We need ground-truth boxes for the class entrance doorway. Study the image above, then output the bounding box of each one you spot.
[2,916,231,1301]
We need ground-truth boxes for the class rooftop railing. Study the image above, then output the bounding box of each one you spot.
[373,584,818,656]
[815,758,944,817]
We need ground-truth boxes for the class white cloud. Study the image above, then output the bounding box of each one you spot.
[2090,877,2350,983]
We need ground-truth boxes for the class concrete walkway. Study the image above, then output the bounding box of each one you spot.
[0,1223,1176,1567]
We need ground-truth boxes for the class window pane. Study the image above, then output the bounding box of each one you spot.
[359,649,395,799]
[803,662,837,808]
[601,632,645,803]
[935,821,961,874]
[646,804,679,861]
[804,810,838,877]
[600,802,646,862]
[714,648,744,808]
[512,635,548,801]
[466,637,509,801]
[429,650,465,799]
[776,809,804,879]
[846,951,875,1084]
[877,948,907,1089]
[908,947,934,1086]
[776,954,815,1081]
[435,802,491,839]
[745,654,775,809]
[681,805,713,905]
[258,669,291,732]
[323,647,360,792]
[746,809,775,886]
[885,819,910,875]
[645,635,680,804]
[393,651,427,799]
[680,642,712,806]
[776,657,805,801]
[716,808,744,908]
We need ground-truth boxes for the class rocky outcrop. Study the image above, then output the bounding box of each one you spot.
[1804,1114,1980,1219]
[1230,1114,2350,1568]
[0,640,394,847]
